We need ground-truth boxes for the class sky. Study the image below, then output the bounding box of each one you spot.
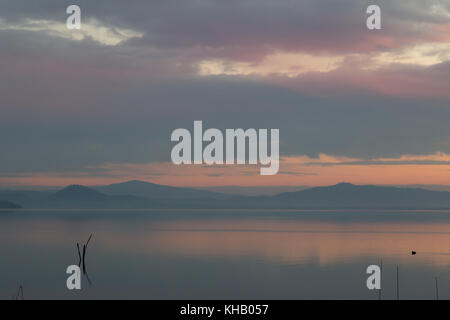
[0,0,450,188]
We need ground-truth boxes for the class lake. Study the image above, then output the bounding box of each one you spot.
[1,209,450,299]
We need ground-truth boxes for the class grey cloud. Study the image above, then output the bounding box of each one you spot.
[278,171,318,176]
[0,1,450,175]
[0,0,448,58]
[2,58,450,173]
[304,161,450,166]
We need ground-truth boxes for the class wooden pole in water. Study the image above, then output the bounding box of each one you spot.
[15,285,24,300]
[435,277,439,300]
[378,259,382,300]
[396,265,399,300]
[76,243,82,266]
[82,244,86,273]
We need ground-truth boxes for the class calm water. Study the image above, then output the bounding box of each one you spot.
[1,209,450,299]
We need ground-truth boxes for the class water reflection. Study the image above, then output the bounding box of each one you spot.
[1,210,450,299]
[76,234,93,286]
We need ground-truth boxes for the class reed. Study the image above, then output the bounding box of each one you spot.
[435,277,439,300]
[13,285,24,300]
[76,233,93,286]
[396,265,399,300]
[378,259,382,300]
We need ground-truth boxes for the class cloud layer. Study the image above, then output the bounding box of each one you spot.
[0,0,449,186]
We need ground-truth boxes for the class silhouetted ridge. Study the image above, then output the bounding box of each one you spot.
[0,200,22,209]
[1,182,450,209]
[94,180,226,199]
[332,182,356,188]
[273,183,450,209]
[51,185,107,201]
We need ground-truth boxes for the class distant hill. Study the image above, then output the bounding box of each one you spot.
[45,185,151,209]
[0,190,50,207]
[0,200,22,209]
[50,185,107,202]
[272,182,450,209]
[94,180,227,200]
[1,182,450,209]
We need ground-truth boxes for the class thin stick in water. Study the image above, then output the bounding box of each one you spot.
[77,243,82,266]
[396,265,399,300]
[82,244,86,273]
[435,277,439,300]
[85,233,93,249]
[378,259,382,300]
[14,285,24,300]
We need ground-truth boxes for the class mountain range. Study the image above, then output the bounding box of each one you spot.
[1,181,450,209]
[0,200,22,209]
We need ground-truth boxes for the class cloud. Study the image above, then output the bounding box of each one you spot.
[277,171,318,176]
[0,1,449,186]
[198,52,344,77]
[371,42,450,68]
[273,59,450,99]
[2,152,450,187]
[0,18,143,46]
[2,1,449,55]
[285,152,450,166]
[2,71,450,174]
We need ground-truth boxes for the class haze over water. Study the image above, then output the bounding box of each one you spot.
[1,210,450,299]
